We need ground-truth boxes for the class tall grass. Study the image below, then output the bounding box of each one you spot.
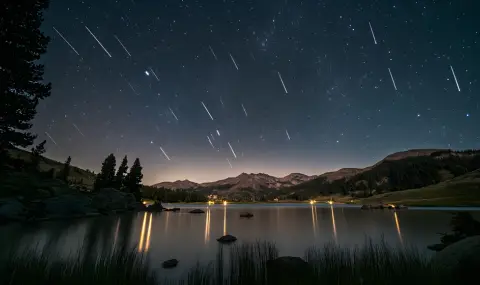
[1,240,449,285]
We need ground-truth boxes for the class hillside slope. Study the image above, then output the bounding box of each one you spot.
[7,148,96,187]
[360,169,480,206]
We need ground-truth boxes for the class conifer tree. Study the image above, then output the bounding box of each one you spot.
[114,155,128,190]
[0,0,52,156]
[94,154,116,190]
[124,158,143,201]
[30,140,46,170]
[63,156,71,182]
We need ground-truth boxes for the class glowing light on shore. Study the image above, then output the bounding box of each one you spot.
[327,200,333,205]
[309,199,317,205]
[223,200,228,206]
[208,201,215,205]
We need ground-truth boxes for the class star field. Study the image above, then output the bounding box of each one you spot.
[34,0,480,184]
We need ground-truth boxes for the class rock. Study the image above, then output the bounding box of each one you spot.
[0,198,26,223]
[43,194,95,217]
[164,207,180,212]
[217,234,237,243]
[91,188,136,212]
[135,202,148,211]
[162,259,179,269]
[431,236,480,282]
[266,256,312,284]
[361,204,371,210]
[240,212,254,218]
[189,209,205,214]
[146,202,163,212]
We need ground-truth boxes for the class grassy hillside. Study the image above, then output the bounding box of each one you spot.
[287,149,480,200]
[7,148,96,188]
[360,169,480,206]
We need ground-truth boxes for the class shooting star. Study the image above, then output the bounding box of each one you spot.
[368,21,377,45]
[126,81,139,95]
[277,71,288,94]
[220,97,225,108]
[201,101,214,121]
[229,53,239,70]
[285,129,291,140]
[207,136,215,149]
[113,35,131,57]
[72,123,85,137]
[45,132,57,145]
[388,68,397,91]
[210,133,215,141]
[159,146,171,161]
[227,142,237,159]
[52,27,80,56]
[149,68,160,81]
[216,129,220,136]
[450,65,461,92]
[226,158,233,168]
[241,104,248,117]
[85,25,112,57]
[209,45,218,60]
[169,107,179,121]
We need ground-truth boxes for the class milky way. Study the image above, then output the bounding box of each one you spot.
[37,0,479,184]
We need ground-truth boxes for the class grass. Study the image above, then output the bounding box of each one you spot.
[0,239,460,285]
[360,169,480,207]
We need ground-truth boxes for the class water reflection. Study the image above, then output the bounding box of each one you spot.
[330,205,337,243]
[310,205,318,237]
[138,212,154,253]
[393,211,403,245]
[223,203,227,235]
[204,207,211,243]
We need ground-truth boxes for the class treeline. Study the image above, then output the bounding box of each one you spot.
[287,151,480,199]
[142,186,208,203]
[94,154,144,201]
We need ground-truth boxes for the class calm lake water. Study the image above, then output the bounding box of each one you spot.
[2,204,480,276]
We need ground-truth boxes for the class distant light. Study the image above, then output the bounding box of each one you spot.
[145,70,150,76]
[417,113,421,117]
[466,113,470,117]
[223,201,228,206]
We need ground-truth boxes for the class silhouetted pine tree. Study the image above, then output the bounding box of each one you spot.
[114,155,128,190]
[63,156,71,182]
[124,158,143,201]
[93,154,116,191]
[30,140,46,170]
[0,0,52,159]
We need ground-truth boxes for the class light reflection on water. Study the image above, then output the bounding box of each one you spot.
[2,204,480,275]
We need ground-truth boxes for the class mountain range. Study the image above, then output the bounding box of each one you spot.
[152,148,456,193]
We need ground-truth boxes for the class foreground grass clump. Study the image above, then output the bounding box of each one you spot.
[1,249,157,285]
[0,240,457,285]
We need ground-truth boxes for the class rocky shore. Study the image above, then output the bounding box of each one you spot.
[0,188,151,224]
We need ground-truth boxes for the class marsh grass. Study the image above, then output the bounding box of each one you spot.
[1,239,447,285]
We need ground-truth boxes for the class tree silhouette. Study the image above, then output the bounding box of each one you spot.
[114,155,128,190]
[0,0,52,156]
[30,140,46,170]
[124,158,143,201]
[94,154,116,191]
[62,156,71,182]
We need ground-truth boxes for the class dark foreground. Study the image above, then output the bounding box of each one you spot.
[0,239,474,285]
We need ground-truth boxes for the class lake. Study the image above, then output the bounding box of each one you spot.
[2,203,480,277]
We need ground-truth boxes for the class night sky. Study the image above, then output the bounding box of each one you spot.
[34,0,479,185]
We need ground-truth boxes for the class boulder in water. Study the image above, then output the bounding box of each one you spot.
[240,212,254,218]
[431,236,480,282]
[0,198,26,223]
[189,209,205,214]
[162,259,179,269]
[217,234,237,243]
[91,188,136,213]
[43,194,95,217]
